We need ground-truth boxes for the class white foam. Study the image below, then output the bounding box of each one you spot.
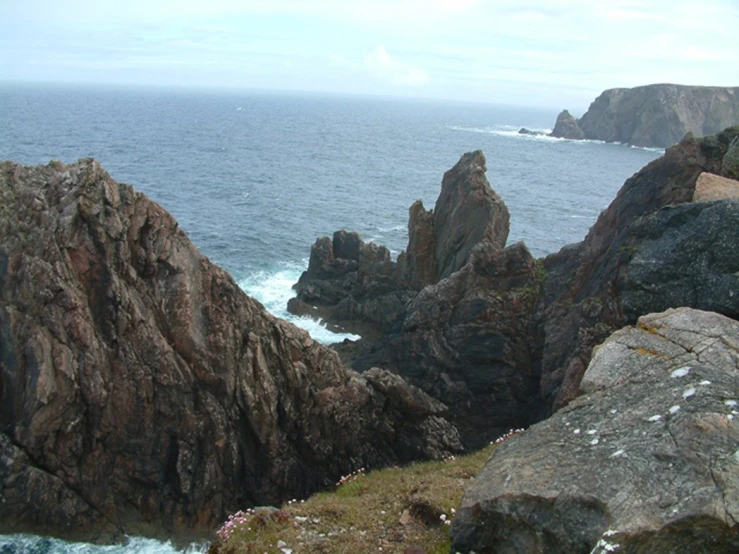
[238,262,360,345]
[0,534,208,553]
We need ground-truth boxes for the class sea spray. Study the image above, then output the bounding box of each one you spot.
[0,534,208,554]
[237,261,360,344]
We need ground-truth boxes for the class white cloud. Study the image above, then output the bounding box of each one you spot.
[363,46,429,86]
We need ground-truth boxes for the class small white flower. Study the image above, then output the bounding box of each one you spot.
[682,387,696,399]
[574,428,581,434]
[590,438,600,445]
[699,380,711,386]
[725,400,738,407]
[668,405,680,414]
[648,414,661,422]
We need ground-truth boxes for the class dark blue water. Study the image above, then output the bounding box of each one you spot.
[0,83,662,550]
[1,83,661,343]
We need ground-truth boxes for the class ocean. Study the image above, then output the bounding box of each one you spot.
[0,82,662,551]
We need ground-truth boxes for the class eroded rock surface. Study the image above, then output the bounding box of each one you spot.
[290,150,509,337]
[0,159,462,542]
[452,307,739,554]
[551,84,739,148]
[540,126,739,410]
[292,129,739,447]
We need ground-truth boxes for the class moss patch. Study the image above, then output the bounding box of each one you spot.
[210,445,496,554]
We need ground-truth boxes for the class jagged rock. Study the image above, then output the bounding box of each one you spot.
[293,129,739,447]
[540,126,739,410]
[549,110,585,140]
[290,150,509,336]
[399,200,436,288]
[433,150,509,280]
[352,242,545,448]
[452,307,739,554]
[0,159,462,542]
[553,84,739,148]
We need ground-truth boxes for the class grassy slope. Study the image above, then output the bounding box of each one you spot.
[209,444,496,554]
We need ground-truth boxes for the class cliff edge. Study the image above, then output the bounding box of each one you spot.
[551,84,739,148]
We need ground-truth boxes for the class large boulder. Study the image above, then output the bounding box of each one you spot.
[0,159,462,542]
[452,307,739,554]
[553,84,739,148]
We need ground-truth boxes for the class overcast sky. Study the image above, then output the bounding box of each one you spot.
[1,0,737,110]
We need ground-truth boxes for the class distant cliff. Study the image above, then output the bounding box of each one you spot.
[551,84,739,148]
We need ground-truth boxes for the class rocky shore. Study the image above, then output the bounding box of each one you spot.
[550,84,739,148]
[291,127,739,449]
[1,126,738,552]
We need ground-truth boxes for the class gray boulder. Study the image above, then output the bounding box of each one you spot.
[451,307,739,554]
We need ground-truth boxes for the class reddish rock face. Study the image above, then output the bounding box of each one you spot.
[0,159,462,542]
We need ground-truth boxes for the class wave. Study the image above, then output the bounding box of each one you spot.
[0,534,208,554]
[237,262,360,345]
[447,125,665,153]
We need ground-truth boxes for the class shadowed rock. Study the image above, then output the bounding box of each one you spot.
[0,159,462,542]
[452,307,739,554]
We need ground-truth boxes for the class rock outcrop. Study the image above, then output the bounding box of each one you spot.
[289,150,509,337]
[451,307,739,554]
[550,109,585,140]
[0,159,463,543]
[540,126,739,410]
[292,127,739,449]
[550,84,739,148]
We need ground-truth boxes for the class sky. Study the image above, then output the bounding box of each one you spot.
[1,0,737,110]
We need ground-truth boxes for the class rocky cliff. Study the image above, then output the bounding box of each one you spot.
[0,160,463,543]
[291,127,739,449]
[452,307,739,554]
[550,84,739,148]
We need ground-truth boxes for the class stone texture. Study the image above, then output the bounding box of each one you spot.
[433,150,509,280]
[549,110,585,140]
[539,126,739,411]
[693,171,739,200]
[290,150,509,338]
[553,84,739,148]
[293,128,739,448]
[451,307,739,554]
[0,159,462,542]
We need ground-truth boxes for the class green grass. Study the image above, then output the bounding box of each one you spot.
[209,444,496,554]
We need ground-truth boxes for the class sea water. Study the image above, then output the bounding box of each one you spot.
[0,83,662,550]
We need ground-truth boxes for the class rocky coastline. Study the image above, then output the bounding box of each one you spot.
[0,160,462,543]
[290,127,739,448]
[550,84,739,148]
[1,126,738,552]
